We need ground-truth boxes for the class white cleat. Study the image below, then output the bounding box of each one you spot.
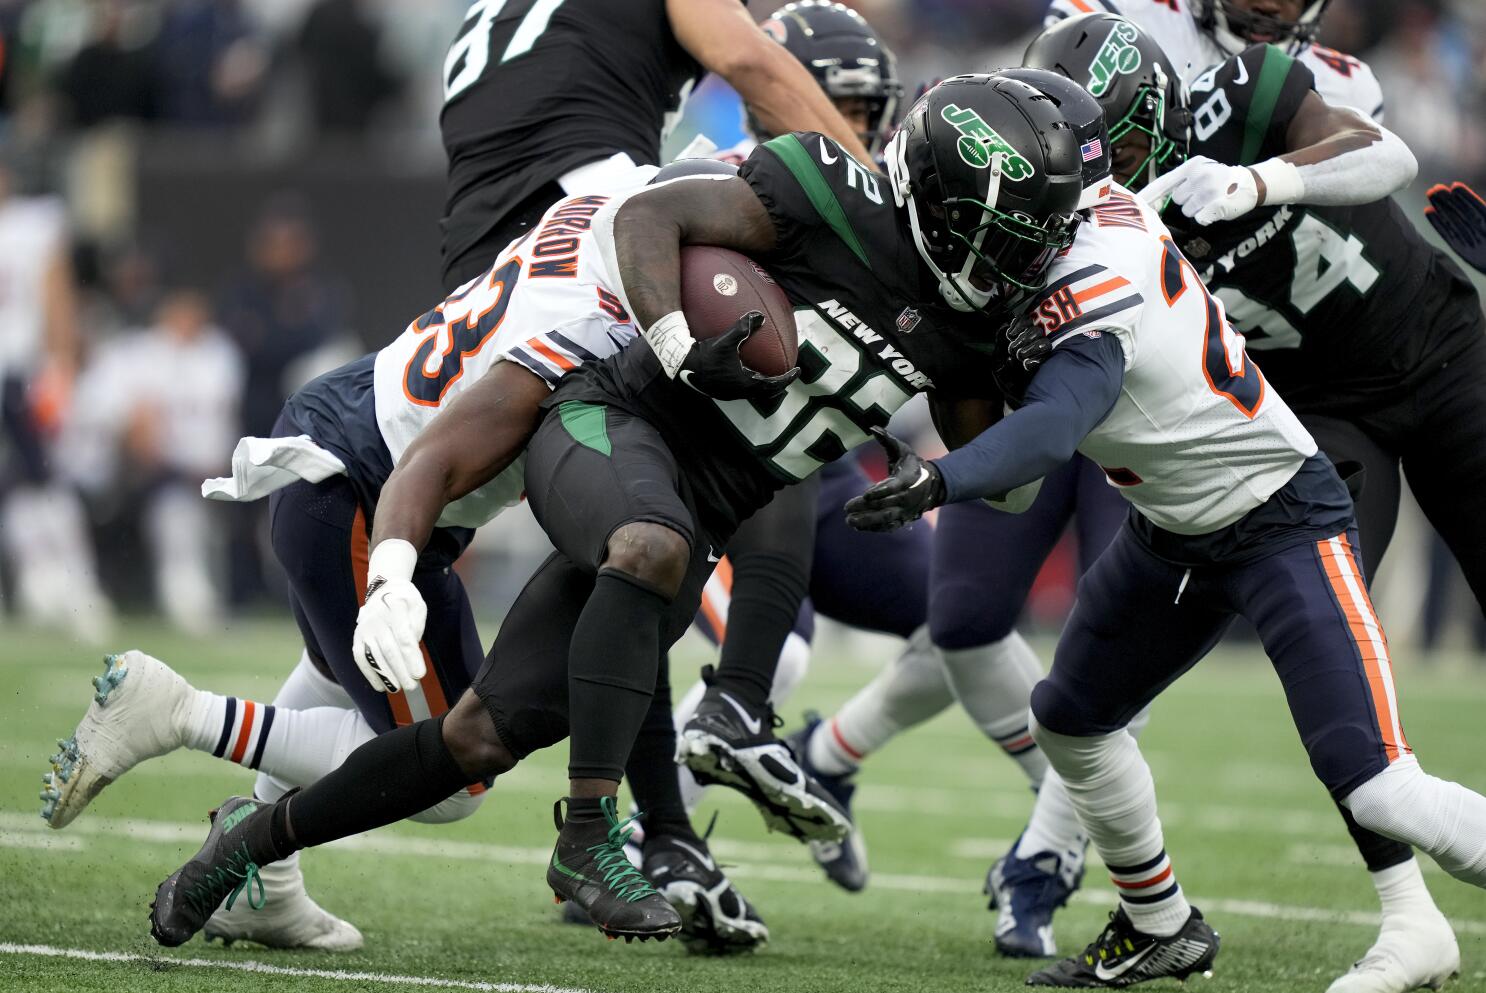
[205,852,364,951]
[41,651,194,829]
[1326,912,1460,993]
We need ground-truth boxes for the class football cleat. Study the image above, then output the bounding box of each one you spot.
[205,851,363,951]
[43,651,194,829]
[1325,909,1459,993]
[151,796,275,947]
[547,797,681,943]
[1026,907,1219,987]
[987,833,1085,958]
[784,716,868,891]
[677,668,850,843]
[642,833,769,955]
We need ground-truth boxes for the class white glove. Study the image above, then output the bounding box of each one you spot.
[351,539,427,694]
[1140,155,1260,226]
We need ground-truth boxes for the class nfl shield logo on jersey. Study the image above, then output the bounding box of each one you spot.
[896,307,921,333]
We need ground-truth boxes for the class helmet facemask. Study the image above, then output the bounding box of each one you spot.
[1108,66,1188,191]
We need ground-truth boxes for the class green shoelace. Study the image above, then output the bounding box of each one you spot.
[182,841,266,919]
[590,797,660,904]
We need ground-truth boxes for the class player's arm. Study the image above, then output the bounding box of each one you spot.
[1145,49,1416,225]
[43,245,81,380]
[668,0,877,170]
[352,361,550,694]
[845,334,1124,532]
[602,175,797,398]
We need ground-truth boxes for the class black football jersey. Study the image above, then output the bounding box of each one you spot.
[556,131,997,530]
[1166,44,1481,414]
[440,0,703,274]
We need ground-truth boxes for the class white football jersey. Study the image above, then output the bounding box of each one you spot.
[0,196,67,378]
[1046,0,1385,120]
[1030,185,1316,534]
[373,189,642,528]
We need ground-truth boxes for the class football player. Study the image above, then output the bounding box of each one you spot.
[53,176,780,954]
[143,74,1099,953]
[848,69,1486,988]
[1045,0,1385,123]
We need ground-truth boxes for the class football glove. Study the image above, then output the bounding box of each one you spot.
[991,313,1052,407]
[678,312,800,401]
[351,540,427,694]
[1426,182,1486,274]
[843,427,945,532]
[1141,155,1261,225]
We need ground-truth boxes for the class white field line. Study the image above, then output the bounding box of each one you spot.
[0,943,597,993]
[6,813,1486,937]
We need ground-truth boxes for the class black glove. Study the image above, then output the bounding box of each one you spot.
[843,427,945,532]
[679,312,800,401]
[990,312,1052,407]
[1426,182,1486,274]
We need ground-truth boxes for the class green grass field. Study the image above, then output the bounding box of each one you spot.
[2,620,1485,993]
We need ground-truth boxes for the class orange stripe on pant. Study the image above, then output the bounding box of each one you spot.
[351,507,484,795]
[1317,537,1408,762]
[698,555,735,643]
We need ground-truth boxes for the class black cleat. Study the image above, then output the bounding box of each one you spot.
[547,797,681,942]
[150,796,271,947]
[1026,907,1219,987]
[676,667,850,843]
[784,715,868,891]
[642,833,768,956]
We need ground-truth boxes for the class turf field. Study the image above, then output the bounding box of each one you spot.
[2,619,1485,993]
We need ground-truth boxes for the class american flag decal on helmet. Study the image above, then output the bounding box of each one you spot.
[1081,138,1103,162]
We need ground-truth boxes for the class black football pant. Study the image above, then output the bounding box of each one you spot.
[1300,324,1486,614]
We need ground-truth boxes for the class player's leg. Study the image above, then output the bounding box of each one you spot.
[1027,526,1228,987]
[1280,416,1453,993]
[625,661,769,955]
[1400,326,1486,614]
[989,457,1129,958]
[736,456,934,890]
[1235,530,1469,992]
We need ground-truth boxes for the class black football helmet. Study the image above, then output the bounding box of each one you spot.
[1193,0,1334,55]
[755,1,903,155]
[1024,13,1189,192]
[883,73,1085,315]
[996,67,1114,209]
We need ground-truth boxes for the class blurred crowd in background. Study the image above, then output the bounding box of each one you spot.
[0,0,1482,653]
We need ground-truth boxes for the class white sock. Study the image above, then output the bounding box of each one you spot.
[1033,722,1190,937]
[814,625,955,775]
[1346,755,1486,887]
[255,653,356,801]
[1372,858,1439,923]
[940,632,1048,786]
[1015,770,1087,862]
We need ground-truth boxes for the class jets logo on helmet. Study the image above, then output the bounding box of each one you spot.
[940,104,1036,180]
[1088,20,1143,97]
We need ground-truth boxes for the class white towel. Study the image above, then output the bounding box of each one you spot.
[202,435,348,503]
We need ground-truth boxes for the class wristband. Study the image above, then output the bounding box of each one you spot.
[367,539,418,593]
[1252,158,1304,207]
[642,311,695,379]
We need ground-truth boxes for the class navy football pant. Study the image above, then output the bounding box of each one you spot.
[930,454,1125,649]
[1033,524,1409,801]
[268,474,483,736]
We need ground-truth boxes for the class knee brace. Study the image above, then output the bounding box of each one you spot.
[409,785,488,825]
[1345,756,1486,887]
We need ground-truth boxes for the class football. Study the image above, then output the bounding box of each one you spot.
[679,245,799,377]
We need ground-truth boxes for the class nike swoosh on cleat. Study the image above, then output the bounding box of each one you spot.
[670,838,717,872]
[1094,944,1157,982]
[718,693,764,735]
[550,853,589,883]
